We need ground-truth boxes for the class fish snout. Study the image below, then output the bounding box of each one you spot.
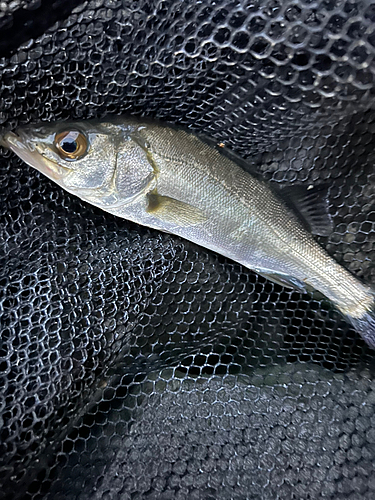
[2,130,36,152]
[1,131,19,149]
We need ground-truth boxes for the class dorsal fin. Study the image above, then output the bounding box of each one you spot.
[198,132,333,237]
[279,184,333,237]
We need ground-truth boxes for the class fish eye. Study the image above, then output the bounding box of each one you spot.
[54,130,88,160]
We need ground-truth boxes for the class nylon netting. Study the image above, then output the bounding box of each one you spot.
[0,1,375,499]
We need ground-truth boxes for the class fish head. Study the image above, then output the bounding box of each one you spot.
[2,120,155,209]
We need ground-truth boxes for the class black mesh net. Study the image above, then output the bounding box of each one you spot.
[1,1,375,499]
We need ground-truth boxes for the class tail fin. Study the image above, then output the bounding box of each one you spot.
[348,311,375,349]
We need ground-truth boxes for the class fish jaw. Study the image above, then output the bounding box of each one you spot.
[3,130,69,182]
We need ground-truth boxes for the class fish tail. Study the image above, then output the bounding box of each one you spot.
[347,301,375,349]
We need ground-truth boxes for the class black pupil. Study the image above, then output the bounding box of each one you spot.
[61,138,78,153]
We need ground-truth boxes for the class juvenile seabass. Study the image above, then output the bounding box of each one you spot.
[3,117,375,348]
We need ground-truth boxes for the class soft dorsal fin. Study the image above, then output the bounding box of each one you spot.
[279,184,333,237]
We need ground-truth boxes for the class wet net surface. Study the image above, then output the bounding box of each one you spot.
[0,0,375,499]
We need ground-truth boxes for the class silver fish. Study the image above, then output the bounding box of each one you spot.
[3,117,375,348]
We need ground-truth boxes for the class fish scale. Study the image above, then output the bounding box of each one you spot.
[3,116,375,348]
[138,124,373,316]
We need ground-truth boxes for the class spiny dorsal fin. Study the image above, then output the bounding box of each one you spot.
[279,184,333,237]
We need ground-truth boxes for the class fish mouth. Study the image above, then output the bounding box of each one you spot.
[3,130,35,153]
[3,130,69,181]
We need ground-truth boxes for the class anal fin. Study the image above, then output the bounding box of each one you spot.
[256,270,307,291]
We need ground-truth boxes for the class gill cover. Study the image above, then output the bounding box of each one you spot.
[114,133,156,202]
[3,123,158,209]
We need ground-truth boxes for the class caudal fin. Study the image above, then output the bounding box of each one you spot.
[348,311,375,349]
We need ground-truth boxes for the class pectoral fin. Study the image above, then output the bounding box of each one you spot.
[147,192,207,226]
[256,270,307,291]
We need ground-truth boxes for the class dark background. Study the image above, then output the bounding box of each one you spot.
[0,0,375,499]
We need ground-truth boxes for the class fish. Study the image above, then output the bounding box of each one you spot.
[2,116,375,349]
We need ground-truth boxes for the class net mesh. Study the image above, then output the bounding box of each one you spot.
[0,0,375,499]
